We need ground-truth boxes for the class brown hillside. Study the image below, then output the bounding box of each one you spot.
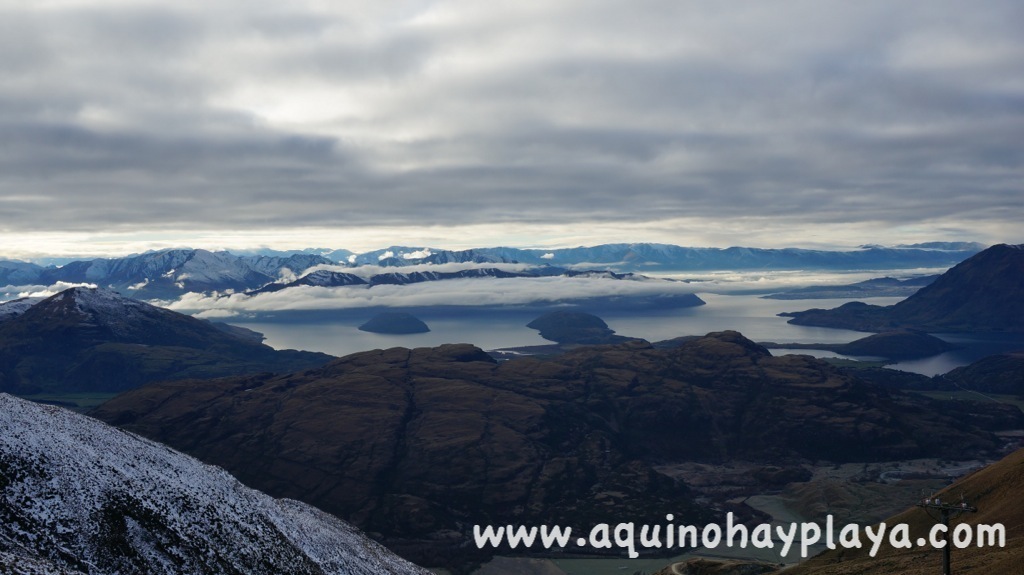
[782,447,1024,575]
[91,332,1021,570]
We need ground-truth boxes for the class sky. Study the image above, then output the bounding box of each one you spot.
[0,0,1021,259]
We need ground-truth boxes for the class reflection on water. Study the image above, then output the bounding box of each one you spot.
[888,333,1024,376]
[601,293,903,345]
[233,293,902,356]
[228,293,1023,376]
[242,312,552,356]
[767,348,881,362]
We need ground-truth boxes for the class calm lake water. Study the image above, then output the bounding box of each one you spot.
[231,293,1024,377]
[235,293,896,356]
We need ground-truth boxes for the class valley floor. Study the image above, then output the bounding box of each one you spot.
[455,454,1014,575]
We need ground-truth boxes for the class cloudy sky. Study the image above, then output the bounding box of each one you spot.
[1,0,1021,258]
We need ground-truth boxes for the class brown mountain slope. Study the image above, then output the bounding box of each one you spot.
[781,447,1024,575]
[91,332,1022,570]
[944,352,1024,395]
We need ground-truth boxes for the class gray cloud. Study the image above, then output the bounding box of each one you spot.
[0,0,1021,243]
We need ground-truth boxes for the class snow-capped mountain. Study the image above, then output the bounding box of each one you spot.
[323,243,981,271]
[0,394,429,575]
[14,286,244,345]
[248,265,644,295]
[345,246,514,267]
[237,253,337,279]
[0,243,983,301]
[252,270,369,294]
[464,243,984,270]
[0,287,331,394]
[43,249,335,298]
[0,250,335,299]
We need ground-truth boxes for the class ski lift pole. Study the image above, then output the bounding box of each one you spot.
[917,495,978,575]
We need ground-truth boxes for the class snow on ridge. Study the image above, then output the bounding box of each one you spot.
[0,296,44,320]
[55,287,156,330]
[0,394,429,575]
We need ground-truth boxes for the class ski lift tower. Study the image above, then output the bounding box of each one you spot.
[917,494,978,575]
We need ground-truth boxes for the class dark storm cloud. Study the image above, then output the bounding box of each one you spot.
[0,0,1021,239]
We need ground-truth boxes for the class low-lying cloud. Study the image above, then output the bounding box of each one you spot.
[166,275,700,316]
[1,281,100,300]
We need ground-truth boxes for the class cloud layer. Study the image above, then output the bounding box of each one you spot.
[166,271,706,315]
[1,1,1021,247]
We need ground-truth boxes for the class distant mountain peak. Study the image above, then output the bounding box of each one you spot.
[784,242,1024,332]
[35,287,165,333]
[57,285,130,304]
[0,288,332,395]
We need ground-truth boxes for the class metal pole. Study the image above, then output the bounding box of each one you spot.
[942,509,950,575]
[917,496,976,575]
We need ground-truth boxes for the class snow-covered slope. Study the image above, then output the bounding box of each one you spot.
[0,296,43,322]
[0,394,429,575]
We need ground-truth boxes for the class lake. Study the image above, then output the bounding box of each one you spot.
[234,293,894,355]
[230,293,1024,376]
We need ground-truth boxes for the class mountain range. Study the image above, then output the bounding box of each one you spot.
[781,244,1024,332]
[342,243,982,271]
[0,287,331,395]
[0,243,982,300]
[92,332,1022,571]
[0,249,334,299]
[0,393,428,575]
[761,274,939,300]
[247,266,644,295]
